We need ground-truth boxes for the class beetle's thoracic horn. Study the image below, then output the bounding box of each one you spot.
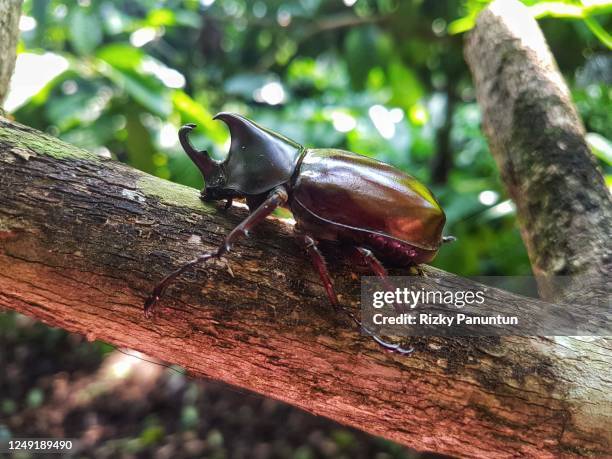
[213,111,301,156]
[209,112,303,195]
[178,123,221,181]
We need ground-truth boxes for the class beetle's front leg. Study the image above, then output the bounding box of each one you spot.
[296,234,339,309]
[144,186,288,317]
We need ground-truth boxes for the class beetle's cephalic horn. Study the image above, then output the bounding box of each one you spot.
[178,123,221,181]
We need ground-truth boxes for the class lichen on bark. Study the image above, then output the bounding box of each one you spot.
[0,120,102,161]
[137,175,214,211]
[0,0,23,108]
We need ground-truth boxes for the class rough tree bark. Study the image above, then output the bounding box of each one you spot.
[464,0,612,305]
[0,117,610,457]
[0,0,23,107]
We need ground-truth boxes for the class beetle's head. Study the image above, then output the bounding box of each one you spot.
[179,113,303,199]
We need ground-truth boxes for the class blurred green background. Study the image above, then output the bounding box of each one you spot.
[1,0,610,457]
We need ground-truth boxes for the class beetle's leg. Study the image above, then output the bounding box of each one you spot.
[144,186,288,317]
[350,246,413,354]
[296,235,359,335]
[353,246,392,285]
[367,333,414,354]
[353,247,385,274]
[224,198,233,210]
[297,237,412,355]
[296,235,339,309]
[351,247,402,313]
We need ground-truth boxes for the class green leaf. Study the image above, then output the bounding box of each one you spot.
[96,44,143,70]
[45,88,97,129]
[121,71,171,117]
[586,132,612,165]
[449,0,612,37]
[145,9,176,27]
[583,17,612,49]
[224,73,268,98]
[448,16,476,35]
[175,10,202,28]
[69,9,103,55]
[103,66,171,117]
[345,27,391,90]
[387,59,424,111]
[95,45,171,116]
[172,91,228,144]
[529,1,612,19]
[529,2,585,19]
[99,2,132,34]
[125,108,157,174]
[60,114,126,150]
[583,1,612,17]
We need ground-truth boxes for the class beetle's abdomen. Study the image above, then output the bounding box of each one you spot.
[291,149,446,251]
[359,231,437,265]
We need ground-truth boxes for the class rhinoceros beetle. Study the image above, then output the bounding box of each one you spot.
[145,113,452,353]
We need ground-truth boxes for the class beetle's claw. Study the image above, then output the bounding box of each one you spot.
[144,295,158,318]
[144,284,166,318]
[360,323,414,355]
[183,123,197,130]
[442,235,456,244]
[372,334,414,354]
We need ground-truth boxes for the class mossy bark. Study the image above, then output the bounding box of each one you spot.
[464,0,612,306]
[0,0,22,108]
[0,116,610,457]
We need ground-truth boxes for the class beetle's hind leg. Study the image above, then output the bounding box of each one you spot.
[297,236,412,355]
[296,234,362,326]
[144,186,288,317]
[349,246,413,354]
[351,247,397,305]
[350,246,407,313]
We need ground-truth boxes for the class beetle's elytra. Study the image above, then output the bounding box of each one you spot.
[145,113,451,353]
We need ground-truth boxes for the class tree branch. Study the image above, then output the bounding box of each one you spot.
[464,0,612,305]
[0,117,610,457]
[0,0,23,108]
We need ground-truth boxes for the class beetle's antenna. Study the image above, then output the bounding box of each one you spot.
[179,124,221,180]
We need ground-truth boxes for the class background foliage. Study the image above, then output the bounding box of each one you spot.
[9,0,612,276]
[2,0,611,457]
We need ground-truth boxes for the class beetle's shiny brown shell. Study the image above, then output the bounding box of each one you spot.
[290,149,446,258]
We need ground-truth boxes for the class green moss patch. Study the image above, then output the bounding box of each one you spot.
[0,121,100,161]
[137,174,213,211]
